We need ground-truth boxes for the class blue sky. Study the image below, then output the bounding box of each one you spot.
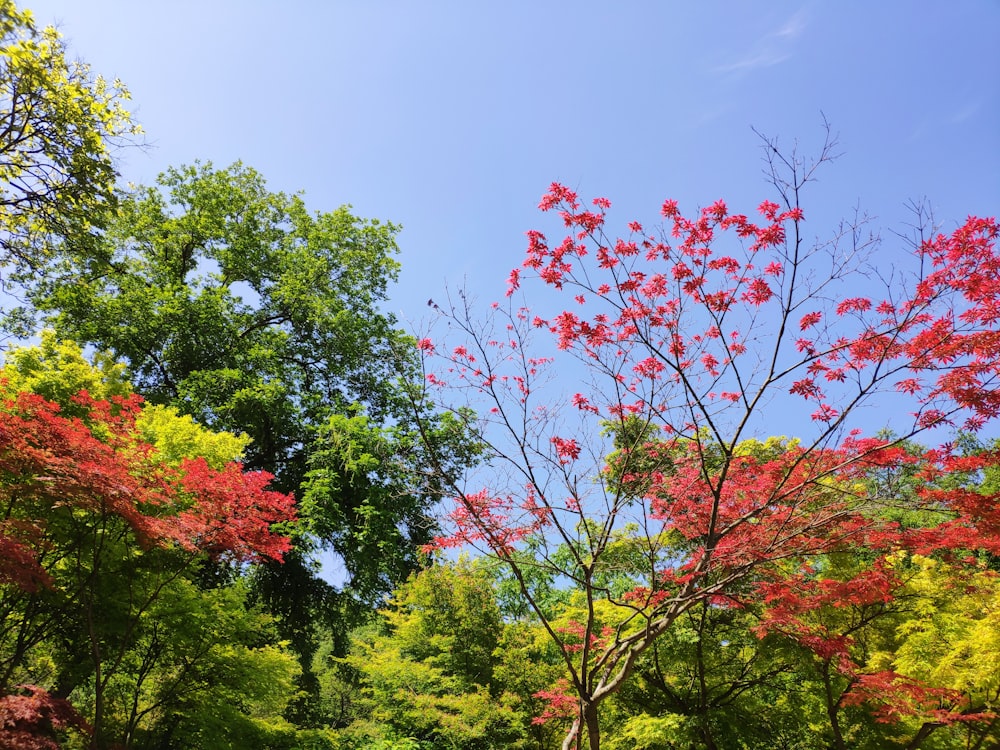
[25,0,998,328]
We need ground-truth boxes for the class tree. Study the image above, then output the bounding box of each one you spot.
[30,159,449,570]
[334,560,547,749]
[0,337,297,748]
[754,441,1000,750]
[411,133,1000,749]
[30,161,406,487]
[90,577,303,750]
[600,598,811,750]
[0,685,87,750]
[24,161,468,718]
[0,0,138,325]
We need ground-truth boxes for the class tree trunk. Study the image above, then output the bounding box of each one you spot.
[821,661,846,750]
[583,700,601,750]
[561,700,602,750]
[903,721,941,749]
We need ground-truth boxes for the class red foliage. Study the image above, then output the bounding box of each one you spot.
[0,685,89,750]
[416,180,1000,742]
[843,671,994,726]
[424,187,1000,566]
[0,526,51,593]
[532,679,579,725]
[171,457,294,562]
[0,389,296,592]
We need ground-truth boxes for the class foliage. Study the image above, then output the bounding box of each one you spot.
[413,132,1000,748]
[600,600,809,750]
[335,561,543,749]
[30,159,444,588]
[30,160,402,480]
[0,685,88,750]
[0,339,298,748]
[0,0,138,325]
[603,714,687,750]
[1,329,130,414]
[767,551,1000,749]
[301,408,475,607]
[874,555,1000,746]
[23,160,472,719]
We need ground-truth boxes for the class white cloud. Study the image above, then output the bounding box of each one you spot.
[716,50,791,74]
[775,8,808,39]
[950,99,982,124]
[716,7,808,75]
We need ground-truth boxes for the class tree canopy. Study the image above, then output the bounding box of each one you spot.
[28,161,446,603]
[21,158,478,725]
[0,336,301,749]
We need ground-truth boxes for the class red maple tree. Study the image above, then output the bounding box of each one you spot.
[413,136,1000,749]
[0,385,296,747]
[0,685,89,750]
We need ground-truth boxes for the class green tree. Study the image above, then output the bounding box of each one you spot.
[33,161,406,492]
[0,0,138,328]
[866,554,1000,749]
[0,329,131,411]
[601,599,819,750]
[86,578,302,750]
[336,561,541,749]
[27,161,467,720]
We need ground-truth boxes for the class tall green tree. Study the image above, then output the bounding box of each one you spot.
[27,161,468,719]
[35,161,407,491]
[334,561,547,749]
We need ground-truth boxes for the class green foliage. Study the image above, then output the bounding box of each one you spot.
[0,0,138,328]
[385,561,504,685]
[604,714,688,750]
[2,333,251,468]
[336,562,540,749]
[1,330,130,414]
[601,415,676,499]
[24,160,471,721]
[65,576,302,750]
[31,163,442,603]
[862,554,1000,748]
[135,404,251,469]
[490,621,566,749]
[602,599,830,750]
[301,411,463,606]
[34,161,407,487]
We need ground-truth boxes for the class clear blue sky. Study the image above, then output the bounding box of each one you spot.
[25,0,998,327]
